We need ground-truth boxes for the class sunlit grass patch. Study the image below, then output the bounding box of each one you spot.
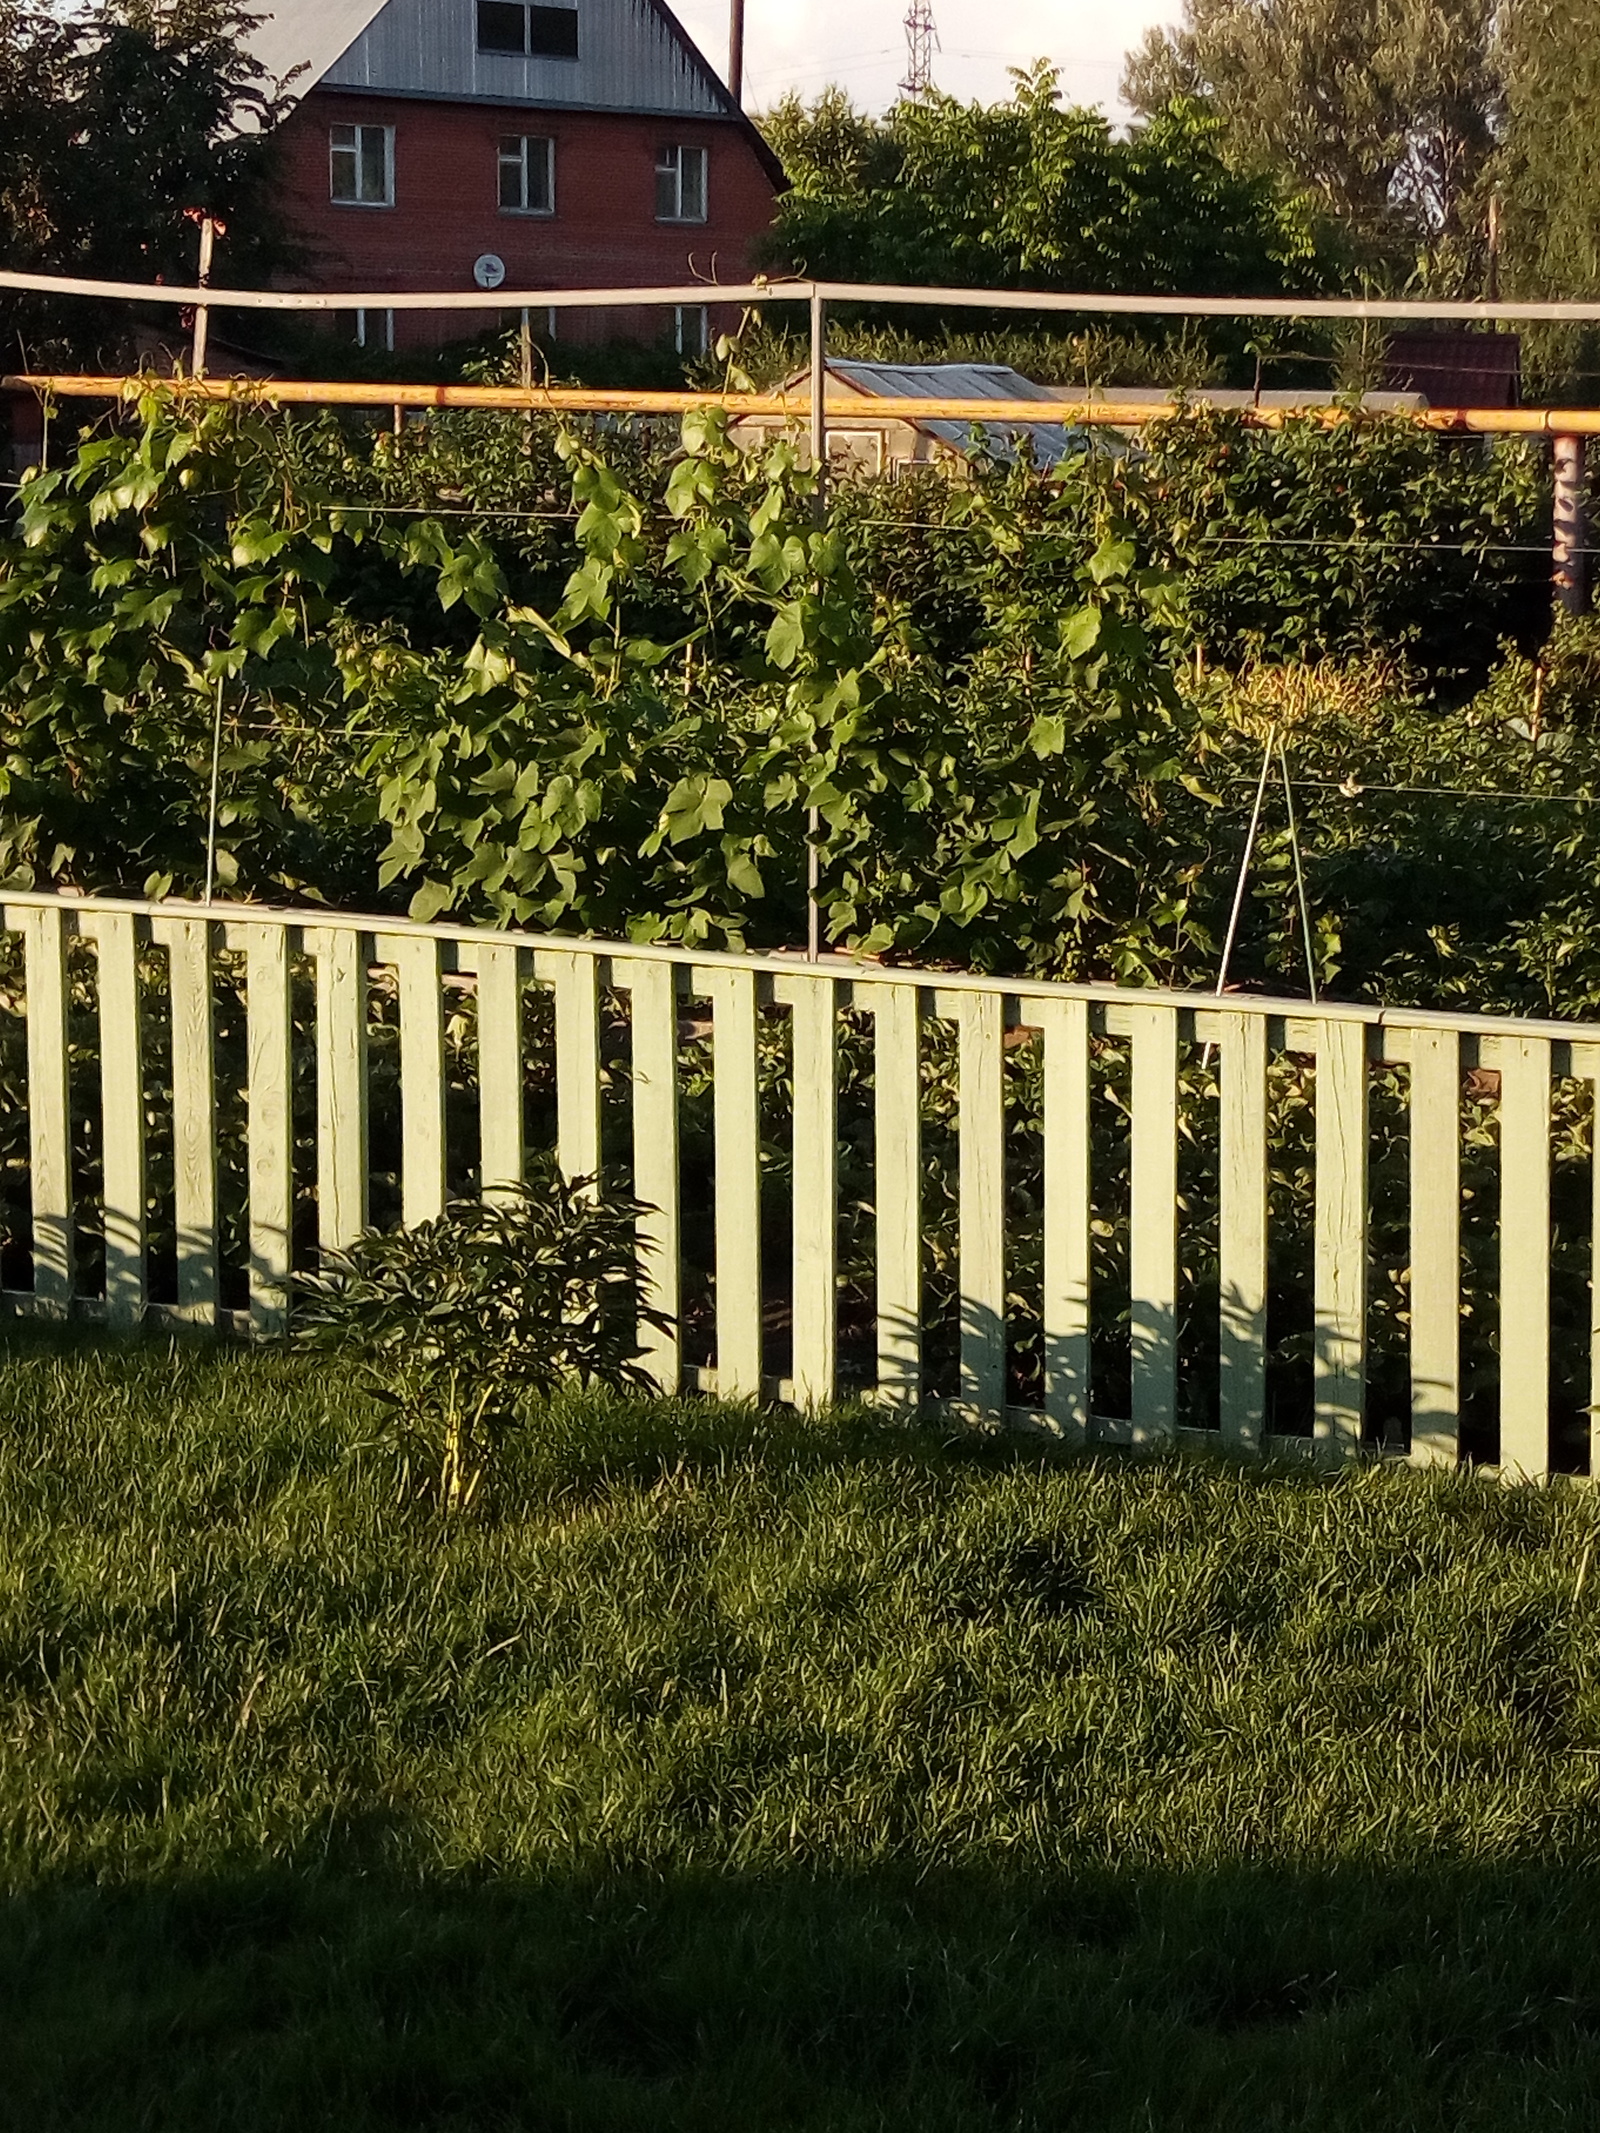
[4,1324,1600,2130]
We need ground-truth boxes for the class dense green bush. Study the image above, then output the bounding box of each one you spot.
[1131,409,1548,680]
[295,1167,668,1510]
[0,385,1589,1014]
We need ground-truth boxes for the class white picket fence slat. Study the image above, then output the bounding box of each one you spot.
[22,904,73,1315]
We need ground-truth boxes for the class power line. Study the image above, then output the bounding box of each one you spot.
[1221,773,1600,807]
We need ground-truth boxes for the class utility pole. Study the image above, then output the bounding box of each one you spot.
[900,0,936,99]
[728,0,745,107]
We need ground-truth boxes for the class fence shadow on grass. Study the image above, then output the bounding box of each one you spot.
[9,1849,1600,2132]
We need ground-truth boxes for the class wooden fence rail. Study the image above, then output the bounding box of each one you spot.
[4,889,1598,1481]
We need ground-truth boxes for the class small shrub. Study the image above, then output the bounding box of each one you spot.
[295,1164,670,1512]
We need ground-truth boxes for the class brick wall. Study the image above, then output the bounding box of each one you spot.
[274,90,778,348]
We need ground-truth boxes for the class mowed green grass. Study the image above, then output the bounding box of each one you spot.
[6,1330,1600,2129]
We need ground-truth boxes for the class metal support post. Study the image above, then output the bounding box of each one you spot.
[1554,432,1587,617]
[806,293,827,963]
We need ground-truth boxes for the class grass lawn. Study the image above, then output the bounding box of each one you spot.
[5,1327,1600,2130]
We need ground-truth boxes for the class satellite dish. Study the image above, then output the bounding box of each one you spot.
[473,254,507,291]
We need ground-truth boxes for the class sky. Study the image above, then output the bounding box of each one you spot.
[670,0,1184,118]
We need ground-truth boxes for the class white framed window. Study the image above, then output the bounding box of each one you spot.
[330,124,393,207]
[506,304,559,342]
[354,307,394,351]
[477,1,579,57]
[655,143,707,223]
[499,135,555,214]
[674,303,708,359]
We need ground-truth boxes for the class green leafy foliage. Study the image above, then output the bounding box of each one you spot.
[294,1167,669,1511]
[1123,0,1502,285]
[758,71,1330,330]
[0,0,297,368]
[0,392,387,901]
[1129,407,1547,677]
[0,386,1578,1008]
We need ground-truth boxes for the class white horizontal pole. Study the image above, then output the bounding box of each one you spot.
[813,282,1600,325]
[0,269,806,313]
[4,263,1600,324]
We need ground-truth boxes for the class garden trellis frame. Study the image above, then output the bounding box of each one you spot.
[3,264,1599,605]
[4,269,1600,1472]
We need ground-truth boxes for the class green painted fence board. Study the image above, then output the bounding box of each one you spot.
[235,922,293,1337]
[86,910,145,1326]
[1037,996,1090,1441]
[151,916,218,1322]
[1315,1019,1368,1458]
[1495,1035,1552,1481]
[543,949,601,1190]
[626,957,682,1393]
[873,983,922,1410]
[380,933,447,1228]
[1408,1027,1461,1468]
[957,989,1006,1422]
[312,926,369,1251]
[778,973,838,1410]
[1129,1004,1179,1447]
[18,904,73,1314]
[1218,1009,1267,1456]
[705,964,763,1399]
[470,940,525,1198]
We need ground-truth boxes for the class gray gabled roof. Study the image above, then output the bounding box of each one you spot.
[247,0,389,97]
[245,0,786,182]
[826,361,1091,465]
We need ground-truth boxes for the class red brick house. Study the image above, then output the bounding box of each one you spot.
[247,0,784,352]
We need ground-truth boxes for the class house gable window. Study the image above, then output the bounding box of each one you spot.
[330,123,393,206]
[655,143,707,223]
[477,2,579,58]
[499,135,555,214]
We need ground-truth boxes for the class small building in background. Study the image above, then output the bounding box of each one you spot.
[247,0,784,355]
[725,366,1434,480]
[1380,330,1522,407]
[1038,385,1426,417]
[729,360,1091,476]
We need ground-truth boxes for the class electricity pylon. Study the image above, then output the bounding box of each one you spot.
[900,1,937,99]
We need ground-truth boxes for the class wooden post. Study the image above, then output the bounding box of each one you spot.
[1554,433,1587,616]
[190,217,216,378]
[728,0,745,106]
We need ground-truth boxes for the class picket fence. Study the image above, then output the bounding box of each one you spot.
[3,889,1595,1481]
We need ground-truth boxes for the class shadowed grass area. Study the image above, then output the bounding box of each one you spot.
[5,1324,1600,2129]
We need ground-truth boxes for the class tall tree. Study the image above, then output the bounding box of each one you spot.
[0,0,294,368]
[1498,0,1600,296]
[1493,0,1600,398]
[1122,0,1503,285]
[758,65,1328,300]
